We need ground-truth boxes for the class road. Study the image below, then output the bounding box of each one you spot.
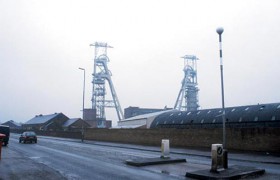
[2,134,280,179]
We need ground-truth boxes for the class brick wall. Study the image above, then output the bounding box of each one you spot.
[11,127,280,152]
[84,127,280,153]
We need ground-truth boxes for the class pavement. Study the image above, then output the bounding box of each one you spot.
[124,152,266,179]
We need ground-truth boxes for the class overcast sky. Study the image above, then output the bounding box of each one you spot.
[1,0,280,125]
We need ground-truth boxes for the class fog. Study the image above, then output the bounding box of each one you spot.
[1,0,280,125]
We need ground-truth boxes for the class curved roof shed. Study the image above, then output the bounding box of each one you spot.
[150,103,280,128]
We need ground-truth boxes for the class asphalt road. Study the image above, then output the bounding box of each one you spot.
[5,134,186,180]
[1,134,280,180]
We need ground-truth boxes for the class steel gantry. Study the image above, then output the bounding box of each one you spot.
[90,42,124,123]
[174,55,199,111]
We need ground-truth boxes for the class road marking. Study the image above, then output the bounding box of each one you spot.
[125,152,158,158]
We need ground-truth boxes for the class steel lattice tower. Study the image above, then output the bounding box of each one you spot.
[174,55,199,111]
[90,42,124,122]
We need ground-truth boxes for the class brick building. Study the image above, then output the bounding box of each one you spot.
[62,118,91,131]
[23,113,69,131]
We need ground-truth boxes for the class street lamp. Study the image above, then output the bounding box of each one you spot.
[79,67,85,142]
[216,27,226,149]
[78,67,85,119]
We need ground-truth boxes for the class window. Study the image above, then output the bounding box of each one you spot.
[156,122,159,126]
[271,116,276,121]
[26,132,36,136]
[254,117,258,121]
[212,119,216,123]
[172,120,175,124]
[239,117,242,122]
[180,120,184,124]
[201,119,204,123]
[164,121,167,124]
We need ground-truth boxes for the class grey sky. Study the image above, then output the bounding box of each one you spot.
[1,0,280,125]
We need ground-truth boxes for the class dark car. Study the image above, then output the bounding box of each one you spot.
[0,125,10,146]
[19,131,37,143]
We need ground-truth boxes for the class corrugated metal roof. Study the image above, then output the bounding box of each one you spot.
[150,103,280,128]
[25,113,61,125]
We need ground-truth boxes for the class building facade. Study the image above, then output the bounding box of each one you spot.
[62,118,91,131]
[23,113,69,131]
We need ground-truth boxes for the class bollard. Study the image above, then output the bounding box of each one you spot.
[161,139,170,158]
[0,133,6,160]
[223,149,228,169]
[210,144,224,172]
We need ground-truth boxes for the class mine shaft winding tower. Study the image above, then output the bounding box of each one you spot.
[90,42,124,121]
[174,55,199,111]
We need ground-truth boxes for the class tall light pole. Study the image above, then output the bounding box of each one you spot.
[79,67,85,142]
[216,27,226,149]
[78,68,86,119]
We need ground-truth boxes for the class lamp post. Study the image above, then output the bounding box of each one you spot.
[79,67,85,142]
[216,27,226,148]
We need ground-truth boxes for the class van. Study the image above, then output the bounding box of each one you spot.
[0,125,10,146]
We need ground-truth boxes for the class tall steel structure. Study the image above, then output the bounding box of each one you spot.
[90,42,124,122]
[174,55,199,111]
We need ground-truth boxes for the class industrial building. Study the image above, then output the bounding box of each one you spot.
[23,113,69,131]
[22,112,110,130]
[86,44,279,132]
[83,108,112,128]
[124,106,172,119]
[117,103,280,129]
[117,109,175,128]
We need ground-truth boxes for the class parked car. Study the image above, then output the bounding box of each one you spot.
[19,131,37,143]
[0,125,10,146]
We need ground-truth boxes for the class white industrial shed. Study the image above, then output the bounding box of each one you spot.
[114,109,176,129]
